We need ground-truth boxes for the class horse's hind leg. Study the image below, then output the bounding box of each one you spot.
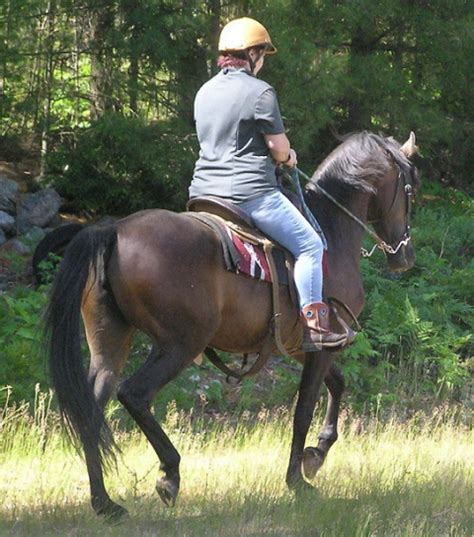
[303,362,345,480]
[286,350,333,492]
[82,289,134,518]
[117,343,196,507]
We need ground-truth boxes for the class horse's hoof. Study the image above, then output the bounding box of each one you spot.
[302,446,325,480]
[293,479,315,499]
[96,501,129,523]
[156,477,179,507]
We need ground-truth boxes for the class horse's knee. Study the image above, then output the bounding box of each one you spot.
[117,380,147,411]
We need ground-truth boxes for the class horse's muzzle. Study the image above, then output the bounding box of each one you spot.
[386,243,415,272]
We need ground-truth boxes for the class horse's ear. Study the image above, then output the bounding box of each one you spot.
[400,131,419,158]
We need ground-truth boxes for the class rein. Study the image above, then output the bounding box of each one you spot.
[285,165,413,258]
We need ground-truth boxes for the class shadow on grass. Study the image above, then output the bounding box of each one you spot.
[1,477,471,537]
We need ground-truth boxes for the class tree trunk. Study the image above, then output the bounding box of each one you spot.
[346,28,374,131]
[40,0,56,177]
[209,0,221,76]
[89,3,115,120]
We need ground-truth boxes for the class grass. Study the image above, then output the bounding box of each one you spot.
[0,390,472,536]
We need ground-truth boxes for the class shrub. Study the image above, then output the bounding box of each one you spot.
[339,183,473,409]
[46,114,197,215]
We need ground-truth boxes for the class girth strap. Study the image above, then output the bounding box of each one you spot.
[263,239,290,357]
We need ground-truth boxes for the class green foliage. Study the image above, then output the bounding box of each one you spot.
[0,286,49,405]
[46,114,197,214]
[339,184,473,409]
[2,0,474,193]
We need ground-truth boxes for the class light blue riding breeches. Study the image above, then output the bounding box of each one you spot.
[239,189,324,309]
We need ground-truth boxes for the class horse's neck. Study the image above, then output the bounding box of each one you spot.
[308,189,369,259]
[307,189,370,315]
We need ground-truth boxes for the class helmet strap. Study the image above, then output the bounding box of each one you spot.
[245,47,264,74]
[244,49,256,74]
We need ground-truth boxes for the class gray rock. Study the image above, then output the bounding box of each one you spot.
[0,238,31,255]
[0,229,6,247]
[0,210,16,234]
[0,175,19,214]
[21,226,46,244]
[17,188,62,233]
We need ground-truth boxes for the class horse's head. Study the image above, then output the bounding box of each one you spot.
[367,132,420,272]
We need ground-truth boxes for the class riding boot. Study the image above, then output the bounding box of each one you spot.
[300,302,348,351]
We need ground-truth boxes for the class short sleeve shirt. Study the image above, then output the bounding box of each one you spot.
[189,68,285,203]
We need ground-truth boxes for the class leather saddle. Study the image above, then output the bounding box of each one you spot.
[186,196,255,229]
[186,188,303,229]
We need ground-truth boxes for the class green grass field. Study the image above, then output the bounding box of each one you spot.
[0,391,472,536]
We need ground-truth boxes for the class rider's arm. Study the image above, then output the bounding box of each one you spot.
[264,133,297,167]
[256,88,298,168]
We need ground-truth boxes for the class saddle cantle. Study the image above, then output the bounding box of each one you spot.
[187,196,254,229]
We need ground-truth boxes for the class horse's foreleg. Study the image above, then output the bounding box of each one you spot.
[117,345,192,507]
[286,351,332,492]
[302,362,345,480]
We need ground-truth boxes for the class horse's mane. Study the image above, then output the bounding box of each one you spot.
[310,131,419,197]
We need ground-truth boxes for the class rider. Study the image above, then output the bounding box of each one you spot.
[189,17,346,350]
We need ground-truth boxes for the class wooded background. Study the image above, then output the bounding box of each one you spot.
[1,0,473,213]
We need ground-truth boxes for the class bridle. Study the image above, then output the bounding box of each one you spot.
[286,157,416,258]
[362,159,415,257]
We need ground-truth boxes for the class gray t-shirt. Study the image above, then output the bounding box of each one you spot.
[189,68,285,203]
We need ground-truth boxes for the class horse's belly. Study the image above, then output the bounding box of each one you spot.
[210,272,298,353]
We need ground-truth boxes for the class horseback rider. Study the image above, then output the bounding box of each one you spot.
[189,17,347,350]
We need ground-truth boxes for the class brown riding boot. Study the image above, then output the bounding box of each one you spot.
[301,302,348,351]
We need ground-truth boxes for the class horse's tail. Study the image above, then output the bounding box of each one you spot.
[44,224,118,463]
[33,223,85,286]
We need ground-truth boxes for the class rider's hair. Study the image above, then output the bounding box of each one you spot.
[217,54,248,69]
[217,45,266,70]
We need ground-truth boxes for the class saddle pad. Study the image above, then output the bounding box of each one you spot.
[224,228,289,285]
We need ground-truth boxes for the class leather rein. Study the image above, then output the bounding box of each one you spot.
[293,157,415,259]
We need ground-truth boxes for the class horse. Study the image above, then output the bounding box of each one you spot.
[44,130,419,519]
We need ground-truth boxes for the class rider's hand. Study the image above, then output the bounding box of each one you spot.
[283,148,298,168]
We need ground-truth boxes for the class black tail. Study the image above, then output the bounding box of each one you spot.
[33,223,85,286]
[44,224,118,463]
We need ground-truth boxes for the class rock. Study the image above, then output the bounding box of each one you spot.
[21,225,47,244]
[17,188,62,234]
[0,210,16,234]
[0,238,31,256]
[0,175,19,214]
[0,229,6,247]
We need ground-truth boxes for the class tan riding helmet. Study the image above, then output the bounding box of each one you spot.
[218,17,277,54]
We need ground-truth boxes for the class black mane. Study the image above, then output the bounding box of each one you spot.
[309,131,419,197]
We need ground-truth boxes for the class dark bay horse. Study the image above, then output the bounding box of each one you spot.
[44,131,419,518]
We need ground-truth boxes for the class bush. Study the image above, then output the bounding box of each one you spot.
[0,286,50,405]
[339,183,473,409]
[46,114,197,215]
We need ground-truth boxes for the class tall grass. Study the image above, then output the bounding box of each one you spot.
[0,391,472,536]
